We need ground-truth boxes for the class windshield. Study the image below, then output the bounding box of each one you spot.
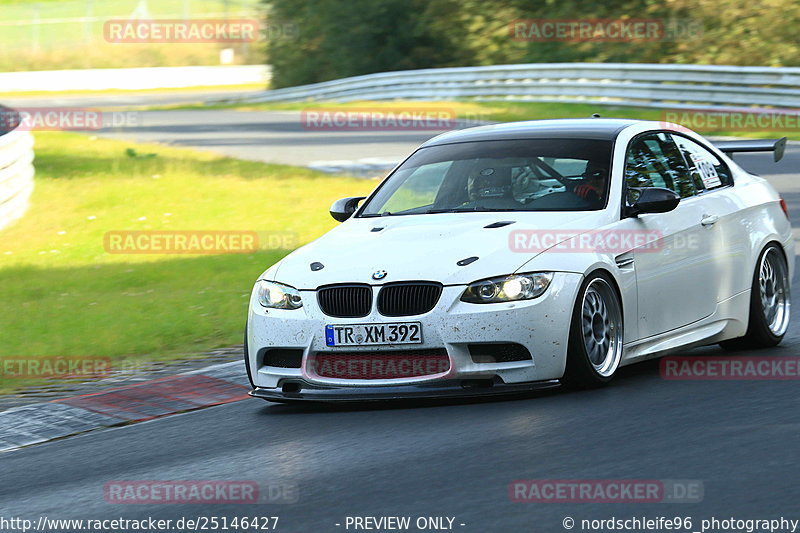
[359,138,613,216]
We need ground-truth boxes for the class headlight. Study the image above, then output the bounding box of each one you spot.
[256,280,303,310]
[461,272,553,304]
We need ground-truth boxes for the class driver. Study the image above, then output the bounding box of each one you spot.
[573,161,608,204]
[466,167,513,202]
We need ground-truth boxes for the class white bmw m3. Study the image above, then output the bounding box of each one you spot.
[245,119,793,401]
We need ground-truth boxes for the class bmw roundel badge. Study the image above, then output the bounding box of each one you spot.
[372,270,387,280]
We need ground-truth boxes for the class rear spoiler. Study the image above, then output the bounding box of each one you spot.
[713,137,787,162]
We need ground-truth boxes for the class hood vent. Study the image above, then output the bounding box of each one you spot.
[484,221,515,229]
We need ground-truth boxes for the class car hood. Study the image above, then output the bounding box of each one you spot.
[268,212,600,289]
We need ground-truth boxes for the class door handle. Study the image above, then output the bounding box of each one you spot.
[701,214,719,226]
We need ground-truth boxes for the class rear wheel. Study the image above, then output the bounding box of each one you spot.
[720,244,790,350]
[562,272,624,388]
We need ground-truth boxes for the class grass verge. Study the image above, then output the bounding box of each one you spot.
[0,0,264,71]
[0,132,374,393]
[0,83,268,100]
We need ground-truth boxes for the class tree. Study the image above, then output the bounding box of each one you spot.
[266,0,480,88]
[264,0,800,89]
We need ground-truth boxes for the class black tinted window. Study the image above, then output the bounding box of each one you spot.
[625,132,696,199]
[672,135,733,191]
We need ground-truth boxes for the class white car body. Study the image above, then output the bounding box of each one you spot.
[245,119,793,401]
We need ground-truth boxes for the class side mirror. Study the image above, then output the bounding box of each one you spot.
[330,196,366,222]
[626,187,680,216]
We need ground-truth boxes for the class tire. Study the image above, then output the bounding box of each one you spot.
[719,243,790,350]
[561,271,624,388]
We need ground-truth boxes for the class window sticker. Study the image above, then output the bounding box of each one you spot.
[690,153,722,188]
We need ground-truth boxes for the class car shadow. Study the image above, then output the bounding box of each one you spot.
[255,385,565,415]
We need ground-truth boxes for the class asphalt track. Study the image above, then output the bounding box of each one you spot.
[1,108,800,531]
[91,109,451,173]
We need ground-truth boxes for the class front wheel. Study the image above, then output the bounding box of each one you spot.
[720,244,790,350]
[561,272,624,388]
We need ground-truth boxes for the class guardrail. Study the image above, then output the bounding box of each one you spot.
[235,63,800,109]
[0,109,35,231]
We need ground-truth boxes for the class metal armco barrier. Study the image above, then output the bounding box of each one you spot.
[233,63,800,109]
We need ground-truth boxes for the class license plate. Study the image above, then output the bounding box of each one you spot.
[325,322,422,347]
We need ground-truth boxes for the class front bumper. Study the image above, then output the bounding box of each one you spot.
[246,272,583,400]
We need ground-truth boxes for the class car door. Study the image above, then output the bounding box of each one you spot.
[624,132,719,339]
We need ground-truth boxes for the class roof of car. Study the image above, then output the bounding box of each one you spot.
[420,118,642,147]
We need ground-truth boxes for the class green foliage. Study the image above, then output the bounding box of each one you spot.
[266,0,480,88]
[665,0,800,67]
[266,0,800,87]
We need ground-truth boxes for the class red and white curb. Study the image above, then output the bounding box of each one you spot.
[0,361,248,453]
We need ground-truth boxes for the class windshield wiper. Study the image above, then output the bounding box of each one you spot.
[363,206,518,217]
[424,206,518,214]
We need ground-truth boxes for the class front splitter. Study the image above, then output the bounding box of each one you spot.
[248,379,561,402]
